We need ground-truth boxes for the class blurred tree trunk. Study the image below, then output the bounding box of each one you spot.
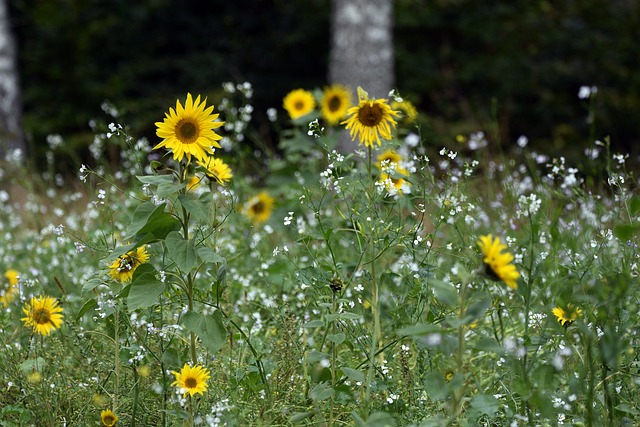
[329,0,394,152]
[0,0,24,157]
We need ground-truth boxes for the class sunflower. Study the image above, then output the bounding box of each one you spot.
[154,93,224,164]
[198,156,233,185]
[378,167,410,195]
[21,296,64,336]
[552,304,583,327]
[320,84,352,125]
[283,89,315,120]
[342,87,400,148]
[101,409,119,427]
[171,363,211,397]
[477,234,520,290]
[108,245,150,283]
[390,99,418,123]
[1,269,19,306]
[375,149,403,170]
[244,191,275,224]
[186,175,201,192]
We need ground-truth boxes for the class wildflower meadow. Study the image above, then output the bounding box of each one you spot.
[0,81,639,427]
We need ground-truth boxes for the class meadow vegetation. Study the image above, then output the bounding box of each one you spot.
[0,82,638,427]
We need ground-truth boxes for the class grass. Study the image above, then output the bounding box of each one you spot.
[0,83,638,427]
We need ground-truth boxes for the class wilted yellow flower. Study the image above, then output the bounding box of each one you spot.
[283,89,315,120]
[342,87,400,148]
[26,371,42,384]
[477,234,520,290]
[21,296,64,336]
[171,363,211,397]
[108,246,149,283]
[1,269,19,306]
[154,93,223,163]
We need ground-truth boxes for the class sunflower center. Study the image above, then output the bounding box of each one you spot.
[176,119,199,144]
[358,103,384,127]
[185,377,198,389]
[103,415,115,424]
[251,201,265,215]
[118,255,135,272]
[294,101,305,111]
[33,308,52,325]
[328,95,342,112]
[484,262,501,282]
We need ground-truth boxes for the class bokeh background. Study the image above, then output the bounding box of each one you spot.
[8,0,640,171]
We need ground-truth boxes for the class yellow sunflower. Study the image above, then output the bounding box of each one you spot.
[154,93,224,164]
[552,304,583,327]
[342,87,400,148]
[378,167,410,195]
[244,191,275,224]
[390,99,418,123]
[101,409,119,427]
[171,363,211,397]
[1,269,19,306]
[198,156,233,185]
[477,234,520,290]
[21,296,64,336]
[283,89,316,120]
[186,175,201,192]
[320,84,352,125]
[375,149,403,170]
[108,245,150,283]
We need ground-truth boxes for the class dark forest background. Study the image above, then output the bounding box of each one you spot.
[9,0,640,171]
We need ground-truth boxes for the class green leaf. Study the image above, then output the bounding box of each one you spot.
[464,296,491,323]
[469,394,500,417]
[127,264,165,310]
[19,357,46,374]
[76,298,97,320]
[309,382,334,401]
[302,320,325,328]
[430,279,458,306]
[397,323,442,337]
[289,411,314,423]
[614,223,640,241]
[341,367,365,383]
[132,214,181,241]
[327,333,346,345]
[178,194,211,224]
[157,182,186,198]
[128,202,167,236]
[182,310,227,354]
[137,175,174,185]
[165,231,199,272]
[354,412,396,427]
[81,277,102,294]
[197,246,225,264]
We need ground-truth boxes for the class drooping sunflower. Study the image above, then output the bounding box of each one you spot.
[171,363,211,397]
[375,149,403,170]
[186,175,201,192]
[154,93,224,164]
[108,245,150,283]
[244,191,275,224]
[390,99,418,123]
[1,269,19,306]
[198,156,233,185]
[477,234,520,290]
[552,304,583,327]
[341,87,400,148]
[21,296,64,336]
[100,409,119,427]
[283,89,316,120]
[320,84,352,125]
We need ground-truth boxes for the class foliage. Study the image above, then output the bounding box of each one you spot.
[0,82,638,426]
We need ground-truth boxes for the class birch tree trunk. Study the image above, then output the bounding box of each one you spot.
[329,0,394,152]
[0,0,24,157]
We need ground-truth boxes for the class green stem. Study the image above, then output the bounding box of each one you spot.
[114,309,120,412]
